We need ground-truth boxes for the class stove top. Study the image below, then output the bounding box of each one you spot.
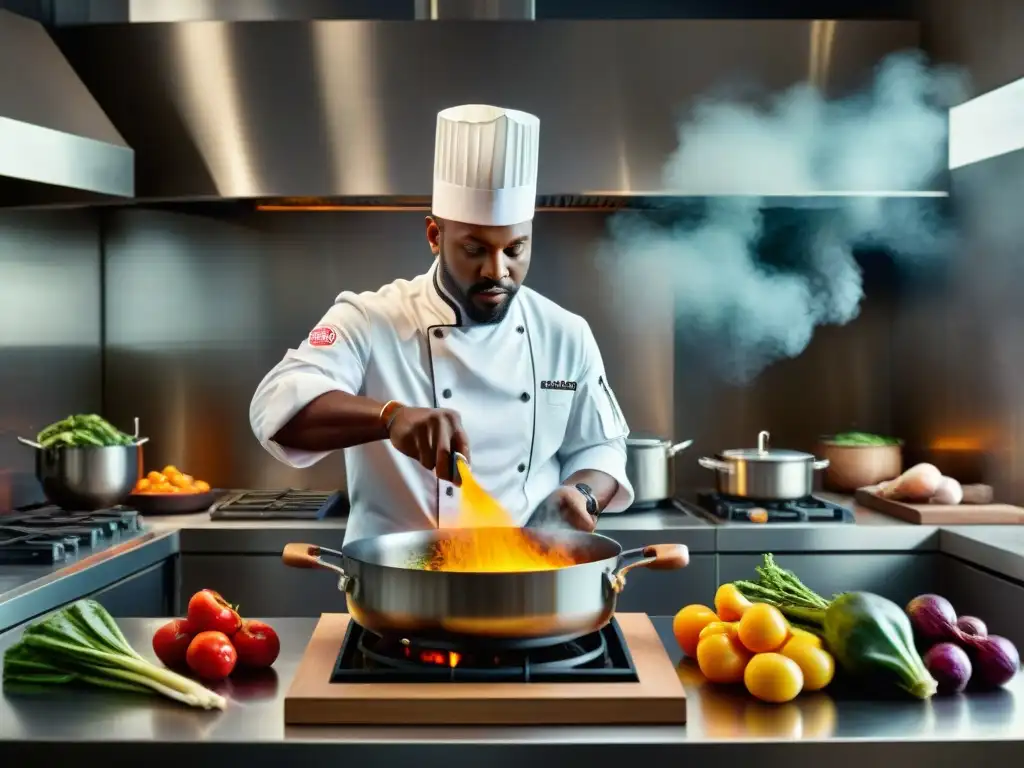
[209,489,348,520]
[285,613,687,726]
[0,506,144,565]
[331,619,638,684]
[694,491,855,524]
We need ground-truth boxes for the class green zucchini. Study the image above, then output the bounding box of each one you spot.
[823,592,937,699]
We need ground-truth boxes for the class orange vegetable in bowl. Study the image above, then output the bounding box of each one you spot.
[133,464,210,495]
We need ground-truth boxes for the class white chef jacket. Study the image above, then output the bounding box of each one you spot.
[250,259,634,544]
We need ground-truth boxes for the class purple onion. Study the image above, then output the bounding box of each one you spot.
[906,594,958,644]
[955,616,988,638]
[923,643,972,694]
[961,634,1020,689]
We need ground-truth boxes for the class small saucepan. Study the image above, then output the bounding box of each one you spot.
[698,430,830,500]
[624,434,694,508]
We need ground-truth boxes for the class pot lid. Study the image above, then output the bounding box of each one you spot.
[719,431,813,462]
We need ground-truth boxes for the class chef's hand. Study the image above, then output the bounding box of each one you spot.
[387,406,470,482]
[525,486,596,532]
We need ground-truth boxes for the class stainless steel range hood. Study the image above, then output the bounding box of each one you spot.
[50,18,945,209]
[0,10,133,208]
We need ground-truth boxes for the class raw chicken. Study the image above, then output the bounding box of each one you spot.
[878,463,943,502]
[930,476,964,505]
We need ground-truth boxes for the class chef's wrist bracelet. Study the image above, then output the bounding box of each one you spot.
[379,400,405,436]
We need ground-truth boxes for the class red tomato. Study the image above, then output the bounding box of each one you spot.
[186,631,238,681]
[151,618,194,669]
[187,589,241,635]
[233,620,281,668]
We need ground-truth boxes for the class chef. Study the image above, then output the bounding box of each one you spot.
[250,104,634,544]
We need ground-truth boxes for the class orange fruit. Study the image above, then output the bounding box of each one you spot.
[673,604,719,658]
[696,632,752,684]
[781,641,835,691]
[744,652,804,703]
[699,620,739,643]
[738,603,790,653]
[788,627,823,648]
[714,584,753,621]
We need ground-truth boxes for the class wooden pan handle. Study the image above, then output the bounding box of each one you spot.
[282,543,325,569]
[642,543,690,570]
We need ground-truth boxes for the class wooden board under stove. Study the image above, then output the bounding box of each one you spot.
[855,487,1024,524]
[284,613,687,726]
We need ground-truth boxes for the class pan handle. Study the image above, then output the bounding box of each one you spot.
[698,457,731,472]
[282,543,353,594]
[609,543,689,593]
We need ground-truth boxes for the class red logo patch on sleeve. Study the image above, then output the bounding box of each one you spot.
[308,326,338,347]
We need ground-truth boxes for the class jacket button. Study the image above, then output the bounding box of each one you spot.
[445,486,454,497]
[433,328,444,339]
[442,388,452,399]
[520,392,531,402]
[516,325,525,334]
[517,463,526,473]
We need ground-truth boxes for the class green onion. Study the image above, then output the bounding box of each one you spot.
[3,600,226,710]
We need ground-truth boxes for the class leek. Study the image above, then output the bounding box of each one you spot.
[2,599,226,710]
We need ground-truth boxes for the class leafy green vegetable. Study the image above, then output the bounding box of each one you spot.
[828,431,900,447]
[2,600,226,710]
[733,554,937,699]
[36,414,136,449]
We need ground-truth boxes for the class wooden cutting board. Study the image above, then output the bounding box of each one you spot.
[284,613,687,726]
[855,487,1024,524]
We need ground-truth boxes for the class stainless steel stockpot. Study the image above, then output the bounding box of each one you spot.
[698,430,830,500]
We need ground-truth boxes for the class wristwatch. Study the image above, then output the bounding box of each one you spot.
[575,482,599,520]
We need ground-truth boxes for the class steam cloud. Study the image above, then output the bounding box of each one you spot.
[599,51,967,383]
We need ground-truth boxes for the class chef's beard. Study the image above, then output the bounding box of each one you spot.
[439,251,519,325]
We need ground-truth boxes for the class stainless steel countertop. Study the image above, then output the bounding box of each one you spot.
[0,616,1020,766]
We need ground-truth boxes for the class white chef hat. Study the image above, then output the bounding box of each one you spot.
[432,104,540,227]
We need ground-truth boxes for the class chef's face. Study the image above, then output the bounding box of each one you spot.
[426,215,532,324]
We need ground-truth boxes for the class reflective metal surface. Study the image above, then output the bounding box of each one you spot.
[51,20,934,204]
[34,444,139,510]
[0,209,102,510]
[418,0,536,20]
[282,531,688,643]
[0,615,1022,766]
[0,10,133,206]
[99,209,904,498]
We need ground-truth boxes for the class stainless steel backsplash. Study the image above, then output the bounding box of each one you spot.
[0,209,102,510]
[101,208,895,494]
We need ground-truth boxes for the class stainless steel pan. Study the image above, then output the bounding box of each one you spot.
[283,528,689,648]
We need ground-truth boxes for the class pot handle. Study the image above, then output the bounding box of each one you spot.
[282,543,354,593]
[813,458,830,470]
[666,439,694,458]
[698,456,731,472]
[610,543,689,593]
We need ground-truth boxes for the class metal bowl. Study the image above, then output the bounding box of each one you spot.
[35,444,140,511]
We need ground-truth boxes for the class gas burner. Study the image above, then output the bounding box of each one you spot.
[209,489,348,520]
[0,506,144,564]
[695,492,855,524]
[331,619,639,683]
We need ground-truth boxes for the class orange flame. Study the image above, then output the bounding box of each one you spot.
[424,458,576,573]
